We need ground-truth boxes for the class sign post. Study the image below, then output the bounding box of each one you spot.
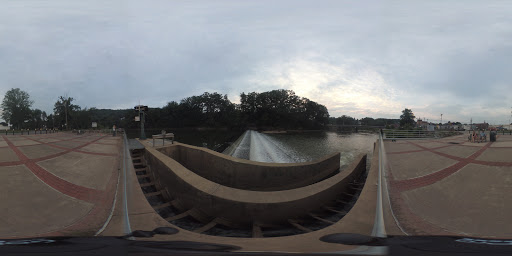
[134,105,148,140]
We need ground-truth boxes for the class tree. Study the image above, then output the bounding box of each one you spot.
[29,108,43,129]
[360,117,375,126]
[177,92,235,127]
[400,108,416,128]
[1,88,33,129]
[335,115,356,125]
[54,96,80,130]
[46,114,55,129]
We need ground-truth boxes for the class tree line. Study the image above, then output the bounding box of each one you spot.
[329,115,401,128]
[1,88,330,130]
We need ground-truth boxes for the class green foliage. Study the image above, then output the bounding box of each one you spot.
[336,115,357,125]
[1,89,330,131]
[400,108,416,128]
[26,109,45,129]
[54,96,81,130]
[239,89,329,129]
[1,88,33,129]
[330,115,398,127]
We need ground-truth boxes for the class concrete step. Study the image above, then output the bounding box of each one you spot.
[288,219,312,232]
[140,182,155,188]
[193,220,217,233]
[153,202,171,210]
[324,206,347,215]
[165,210,191,221]
[342,192,356,197]
[309,214,335,224]
[144,191,162,197]
[336,199,350,204]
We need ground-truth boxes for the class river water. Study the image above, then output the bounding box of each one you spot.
[227,130,377,169]
[127,128,377,169]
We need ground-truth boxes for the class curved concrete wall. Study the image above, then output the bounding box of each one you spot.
[156,143,341,191]
[144,145,366,227]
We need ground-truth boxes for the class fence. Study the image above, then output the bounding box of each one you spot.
[2,128,125,136]
[3,129,59,135]
[382,129,462,140]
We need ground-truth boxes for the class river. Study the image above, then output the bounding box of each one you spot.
[127,128,377,169]
[226,130,377,169]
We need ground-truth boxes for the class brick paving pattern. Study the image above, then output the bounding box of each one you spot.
[0,133,121,239]
[384,133,512,238]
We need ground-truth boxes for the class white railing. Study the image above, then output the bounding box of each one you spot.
[372,132,386,238]
[382,129,461,140]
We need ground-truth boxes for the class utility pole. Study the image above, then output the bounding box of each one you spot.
[65,98,68,130]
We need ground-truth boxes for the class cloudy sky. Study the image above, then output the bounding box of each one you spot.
[1,0,511,125]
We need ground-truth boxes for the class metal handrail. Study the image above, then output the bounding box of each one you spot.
[372,132,386,238]
[382,129,461,140]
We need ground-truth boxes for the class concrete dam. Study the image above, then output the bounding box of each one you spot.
[129,131,370,238]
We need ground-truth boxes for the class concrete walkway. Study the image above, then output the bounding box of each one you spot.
[383,134,512,238]
[0,133,121,238]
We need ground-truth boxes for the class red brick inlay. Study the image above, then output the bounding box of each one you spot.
[387,144,454,155]
[0,133,121,239]
[21,135,118,157]
[390,141,493,193]
[2,135,108,203]
[385,139,512,236]
[385,165,459,236]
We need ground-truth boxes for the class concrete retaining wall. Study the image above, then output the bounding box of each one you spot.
[144,145,366,227]
[156,143,341,191]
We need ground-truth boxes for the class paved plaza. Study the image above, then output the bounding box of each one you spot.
[383,133,512,238]
[1,130,510,253]
[0,133,121,238]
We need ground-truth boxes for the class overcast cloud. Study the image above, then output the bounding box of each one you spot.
[1,0,511,125]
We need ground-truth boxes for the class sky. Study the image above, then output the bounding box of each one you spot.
[1,0,512,125]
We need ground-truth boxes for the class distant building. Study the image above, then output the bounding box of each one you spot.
[474,122,489,130]
[445,122,463,131]
[416,119,428,129]
[463,124,475,130]
[0,122,9,131]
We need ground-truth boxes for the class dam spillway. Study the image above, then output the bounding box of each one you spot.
[129,134,370,238]
[229,130,307,163]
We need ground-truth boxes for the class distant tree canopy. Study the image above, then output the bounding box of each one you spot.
[400,108,416,128]
[239,90,329,129]
[0,89,329,130]
[1,88,33,129]
[328,115,399,127]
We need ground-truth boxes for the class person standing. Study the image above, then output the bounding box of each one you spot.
[113,125,117,136]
